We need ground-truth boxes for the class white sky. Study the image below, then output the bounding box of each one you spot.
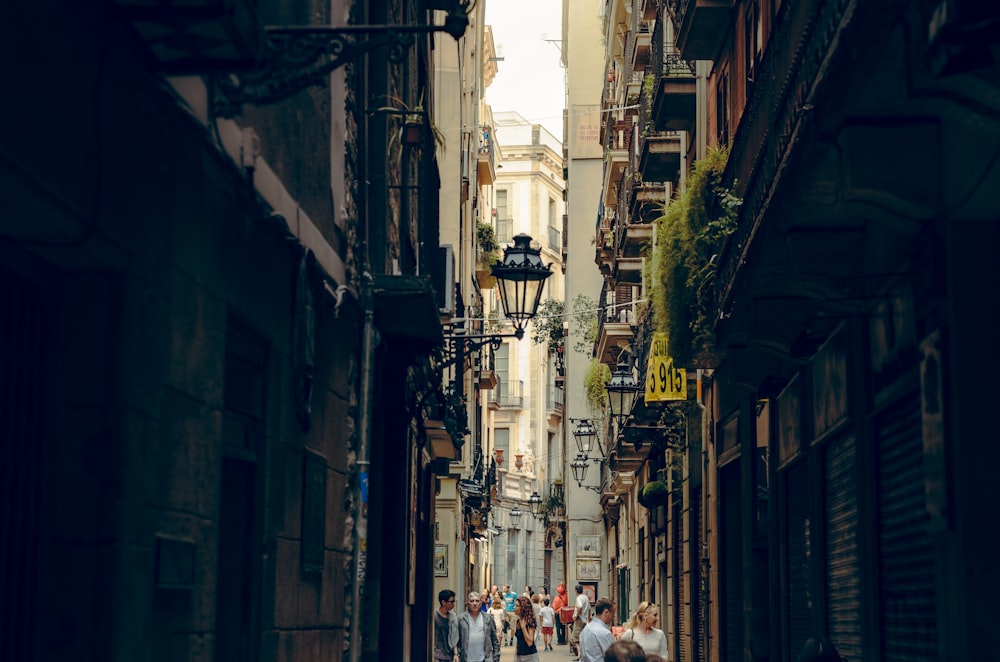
[485,0,566,141]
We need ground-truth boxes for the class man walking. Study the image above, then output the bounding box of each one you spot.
[577,598,615,662]
[502,584,518,646]
[434,589,459,662]
[458,591,501,662]
[571,585,591,658]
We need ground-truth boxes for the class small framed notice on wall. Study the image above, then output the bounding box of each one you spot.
[576,558,600,581]
[434,544,448,577]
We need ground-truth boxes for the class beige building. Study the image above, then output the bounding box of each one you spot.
[561,0,611,608]
[486,111,566,593]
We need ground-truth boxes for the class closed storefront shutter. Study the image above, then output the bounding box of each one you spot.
[693,489,706,662]
[720,464,742,662]
[673,502,687,662]
[1,266,48,662]
[877,396,937,660]
[786,461,811,660]
[825,435,861,659]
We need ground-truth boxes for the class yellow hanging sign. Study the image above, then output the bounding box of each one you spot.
[645,333,687,402]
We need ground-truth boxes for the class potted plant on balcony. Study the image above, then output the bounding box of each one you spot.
[475,221,500,288]
[641,479,669,508]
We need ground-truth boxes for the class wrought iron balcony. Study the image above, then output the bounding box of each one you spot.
[651,41,697,132]
[669,0,733,61]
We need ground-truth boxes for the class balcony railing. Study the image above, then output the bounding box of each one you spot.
[495,217,514,243]
[496,379,524,409]
[546,385,564,411]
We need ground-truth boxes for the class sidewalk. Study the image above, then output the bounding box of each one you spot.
[498,639,574,661]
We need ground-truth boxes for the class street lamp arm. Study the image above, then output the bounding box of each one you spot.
[437,329,525,371]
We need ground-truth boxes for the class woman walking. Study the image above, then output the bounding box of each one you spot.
[619,602,669,659]
[514,595,539,661]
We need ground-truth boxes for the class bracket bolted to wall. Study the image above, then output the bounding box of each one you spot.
[214,15,468,117]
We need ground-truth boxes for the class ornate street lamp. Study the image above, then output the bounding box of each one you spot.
[569,454,602,493]
[529,491,544,517]
[439,233,552,369]
[606,357,640,428]
[509,506,524,528]
[572,419,598,456]
[491,233,554,338]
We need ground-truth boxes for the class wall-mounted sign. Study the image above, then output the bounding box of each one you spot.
[645,333,686,401]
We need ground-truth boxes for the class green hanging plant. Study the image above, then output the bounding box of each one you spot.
[583,358,611,418]
[642,480,669,507]
[651,146,740,366]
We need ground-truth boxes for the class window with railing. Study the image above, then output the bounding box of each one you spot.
[497,380,524,408]
[546,385,564,411]
[548,225,561,251]
[496,190,509,222]
[496,217,514,243]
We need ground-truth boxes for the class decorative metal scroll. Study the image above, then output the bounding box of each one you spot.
[214,24,440,117]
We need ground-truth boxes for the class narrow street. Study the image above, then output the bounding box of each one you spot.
[5,0,1000,660]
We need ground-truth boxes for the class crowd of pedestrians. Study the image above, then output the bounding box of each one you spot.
[436,582,843,662]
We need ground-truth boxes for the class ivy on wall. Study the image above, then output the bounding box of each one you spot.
[651,147,741,366]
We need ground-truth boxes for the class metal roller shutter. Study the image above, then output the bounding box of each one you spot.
[786,461,811,661]
[0,266,48,662]
[877,397,937,660]
[825,436,861,659]
[694,488,706,662]
[674,502,687,662]
[720,464,742,662]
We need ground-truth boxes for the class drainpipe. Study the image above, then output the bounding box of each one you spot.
[350,271,378,662]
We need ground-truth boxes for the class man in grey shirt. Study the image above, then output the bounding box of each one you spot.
[435,589,459,661]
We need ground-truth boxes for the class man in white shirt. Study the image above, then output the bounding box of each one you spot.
[458,591,501,662]
[578,598,616,662]
[571,585,591,658]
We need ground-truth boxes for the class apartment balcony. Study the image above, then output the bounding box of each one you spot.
[608,434,647,474]
[639,131,682,184]
[602,118,631,207]
[474,249,497,290]
[671,0,733,61]
[596,209,616,275]
[628,182,667,227]
[477,125,497,185]
[546,385,564,426]
[630,22,653,71]
[613,256,644,284]
[492,379,524,410]
[477,367,498,390]
[596,300,636,365]
[651,51,697,132]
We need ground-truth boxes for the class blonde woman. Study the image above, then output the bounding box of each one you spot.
[620,602,668,659]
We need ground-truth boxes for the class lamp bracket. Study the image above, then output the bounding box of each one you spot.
[214,22,463,117]
[437,330,524,371]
